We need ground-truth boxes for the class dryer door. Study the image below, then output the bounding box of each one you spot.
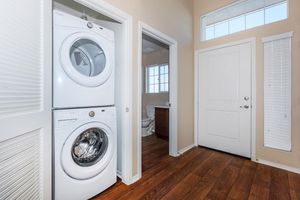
[61,122,115,180]
[60,32,113,87]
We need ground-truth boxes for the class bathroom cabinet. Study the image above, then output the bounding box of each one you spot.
[155,106,169,141]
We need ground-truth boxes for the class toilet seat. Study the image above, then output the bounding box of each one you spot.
[142,118,152,128]
[141,105,155,137]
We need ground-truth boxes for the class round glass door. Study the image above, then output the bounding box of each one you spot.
[61,122,115,180]
[70,39,106,77]
[60,32,113,87]
[71,128,108,167]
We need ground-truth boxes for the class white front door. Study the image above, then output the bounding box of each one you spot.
[198,42,252,158]
[0,0,52,199]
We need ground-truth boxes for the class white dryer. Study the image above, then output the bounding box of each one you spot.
[53,107,117,200]
[53,10,115,108]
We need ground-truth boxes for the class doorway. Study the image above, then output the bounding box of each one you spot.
[137,22,179,179]
[141,33,170,172]
[195,39,256,159]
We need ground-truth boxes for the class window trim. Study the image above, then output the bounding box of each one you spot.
[145,63,169,94]
[201,0,289,41]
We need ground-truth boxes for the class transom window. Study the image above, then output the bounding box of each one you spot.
[201,0,288,41]
[146,64,169,93]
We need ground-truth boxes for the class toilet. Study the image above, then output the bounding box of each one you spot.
[141,105,155,137]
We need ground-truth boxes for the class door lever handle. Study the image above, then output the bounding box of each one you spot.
[240,105,249,109]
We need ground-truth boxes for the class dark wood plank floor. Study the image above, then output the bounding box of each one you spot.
[92,135,300,200]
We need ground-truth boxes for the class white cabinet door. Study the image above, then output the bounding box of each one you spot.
[198,42,252,158]
[0,0,52,199]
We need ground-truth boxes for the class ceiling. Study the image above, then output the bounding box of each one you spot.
[142,34,169,54]
[55,0,119,23]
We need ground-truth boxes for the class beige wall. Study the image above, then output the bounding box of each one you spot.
[194,0,300,168]
[103,0,194,175]
[100,0,300,177]
[142,49,169,118]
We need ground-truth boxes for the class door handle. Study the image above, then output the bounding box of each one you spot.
[240,105,249,109]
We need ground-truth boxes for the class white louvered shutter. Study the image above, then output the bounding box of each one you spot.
[0,0,52,199]
[263,32,292,151]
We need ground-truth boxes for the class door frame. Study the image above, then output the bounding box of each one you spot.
[137,21,179,178]
[73,0,134,184]
[194,38,257,161]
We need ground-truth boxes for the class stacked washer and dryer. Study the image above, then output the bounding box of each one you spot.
[53,10,117,200]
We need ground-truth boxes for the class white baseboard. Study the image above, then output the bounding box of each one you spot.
[130,173,141,184]
[117,170,122,179]
[121,174,141,185]
[256,159,300,174]
[170,152,181,157]
[178,144,195,155]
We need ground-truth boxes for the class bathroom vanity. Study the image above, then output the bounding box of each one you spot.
[154,106,169,141]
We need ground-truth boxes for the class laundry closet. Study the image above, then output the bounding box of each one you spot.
[52,0,127,199]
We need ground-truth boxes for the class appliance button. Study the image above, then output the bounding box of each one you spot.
[87,22,93,29]
[89,111,95,117]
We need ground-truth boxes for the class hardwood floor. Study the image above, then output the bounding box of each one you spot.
[92,135,300,200]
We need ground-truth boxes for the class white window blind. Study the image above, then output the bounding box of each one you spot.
[263,32,292,151]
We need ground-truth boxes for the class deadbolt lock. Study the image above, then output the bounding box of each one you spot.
[240,105,250,109]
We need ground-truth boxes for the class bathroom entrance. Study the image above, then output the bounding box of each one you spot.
[141,33,170,172]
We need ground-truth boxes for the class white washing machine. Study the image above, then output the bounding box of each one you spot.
[53,10,115,108]
[53,107,117,200]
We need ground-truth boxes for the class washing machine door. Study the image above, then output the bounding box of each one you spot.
[60,32,113,87]
[61,122,115,180]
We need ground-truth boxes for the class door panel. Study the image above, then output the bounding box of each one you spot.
[0,0,52,199]
[198,43,251,158]
[0,130,41,199]
[207,110,239,139]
